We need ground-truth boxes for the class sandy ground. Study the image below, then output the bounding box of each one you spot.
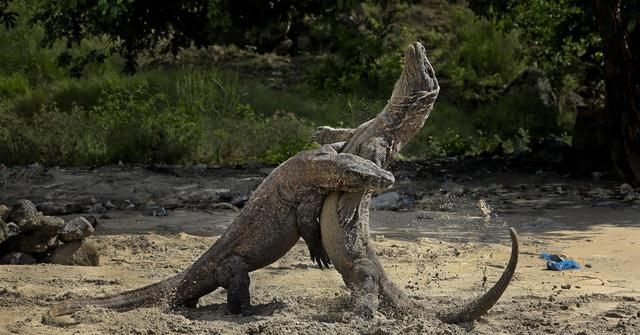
[0,161,639,334]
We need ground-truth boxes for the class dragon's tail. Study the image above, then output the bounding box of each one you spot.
[42,272,186,327]
[436,227,519,323]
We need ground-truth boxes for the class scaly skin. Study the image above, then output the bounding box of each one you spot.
[317,42,519,322]
[44,143,395,325]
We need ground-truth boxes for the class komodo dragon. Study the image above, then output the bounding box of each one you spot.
[315,42,519,323]
[44,142,395,325]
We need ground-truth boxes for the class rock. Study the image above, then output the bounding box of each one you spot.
[48,240,100,266]
[0,219,7,243]
[620,183,634,194]
[7,199,38,223]
[440,180,464,195]
[623,191,636,202]
[371,192,400,210]
[191,163,208,171]
[58,217,95,242]
[0,252,37,265]
[83,215,99,229]
[122,199,136,210]
[88,202,107,214]
[561,284,571,289]
[588,187,613,199]
[620,183,636,201]
[4,222,18,237]
[0,204,9,222]
[15,215,65,253]
[143,207,167,217]
[219,192,250,208]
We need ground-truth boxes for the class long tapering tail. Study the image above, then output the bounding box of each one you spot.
[42,272,186,326]
[436,227,519,323]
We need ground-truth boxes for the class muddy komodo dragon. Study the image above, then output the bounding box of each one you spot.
[44,142,396,325]
[316,42,519,323]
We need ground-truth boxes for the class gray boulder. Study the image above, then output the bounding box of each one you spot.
[58,217,95,242]
[48,240,100,266]
[15,215,65,253]
[7,199,38,223]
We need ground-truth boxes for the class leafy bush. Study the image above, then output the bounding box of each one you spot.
[0,72,30,98]
[0,66,314,166]
[438,6,525,101]
[306,3,406,96]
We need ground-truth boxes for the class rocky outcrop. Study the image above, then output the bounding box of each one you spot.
[0,199,99,266]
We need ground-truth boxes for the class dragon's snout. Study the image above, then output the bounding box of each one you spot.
[401,42,439,95]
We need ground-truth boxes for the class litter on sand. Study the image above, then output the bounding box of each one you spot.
[540,252,581,271]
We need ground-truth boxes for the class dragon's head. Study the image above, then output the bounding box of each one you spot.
[388,42,439,109]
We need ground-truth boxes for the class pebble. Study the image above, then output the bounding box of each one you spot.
[144,207,167,217]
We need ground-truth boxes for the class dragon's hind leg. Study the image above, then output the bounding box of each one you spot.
[215,255,251,315]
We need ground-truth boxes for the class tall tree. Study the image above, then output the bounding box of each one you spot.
[591,0,640,183]
[467,0,640,183]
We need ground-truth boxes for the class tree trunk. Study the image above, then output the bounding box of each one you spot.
[592,0,640,184]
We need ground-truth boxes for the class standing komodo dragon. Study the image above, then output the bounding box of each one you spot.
[44,142,396,325]
[315,42,519,323]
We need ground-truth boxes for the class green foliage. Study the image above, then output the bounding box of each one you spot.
[0,72,29,98]
[437,6,524,101]
[92,84,202,164]
[0,0,587,166]
[0,65,314,166]
[307,3,405,95]
[0,0,17,28]
[25,0,392,73]
[465,0,602,89]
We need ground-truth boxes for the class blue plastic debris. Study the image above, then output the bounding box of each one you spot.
[541,253,564,262]
[546,259,581,271]
[540,253,581,271]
